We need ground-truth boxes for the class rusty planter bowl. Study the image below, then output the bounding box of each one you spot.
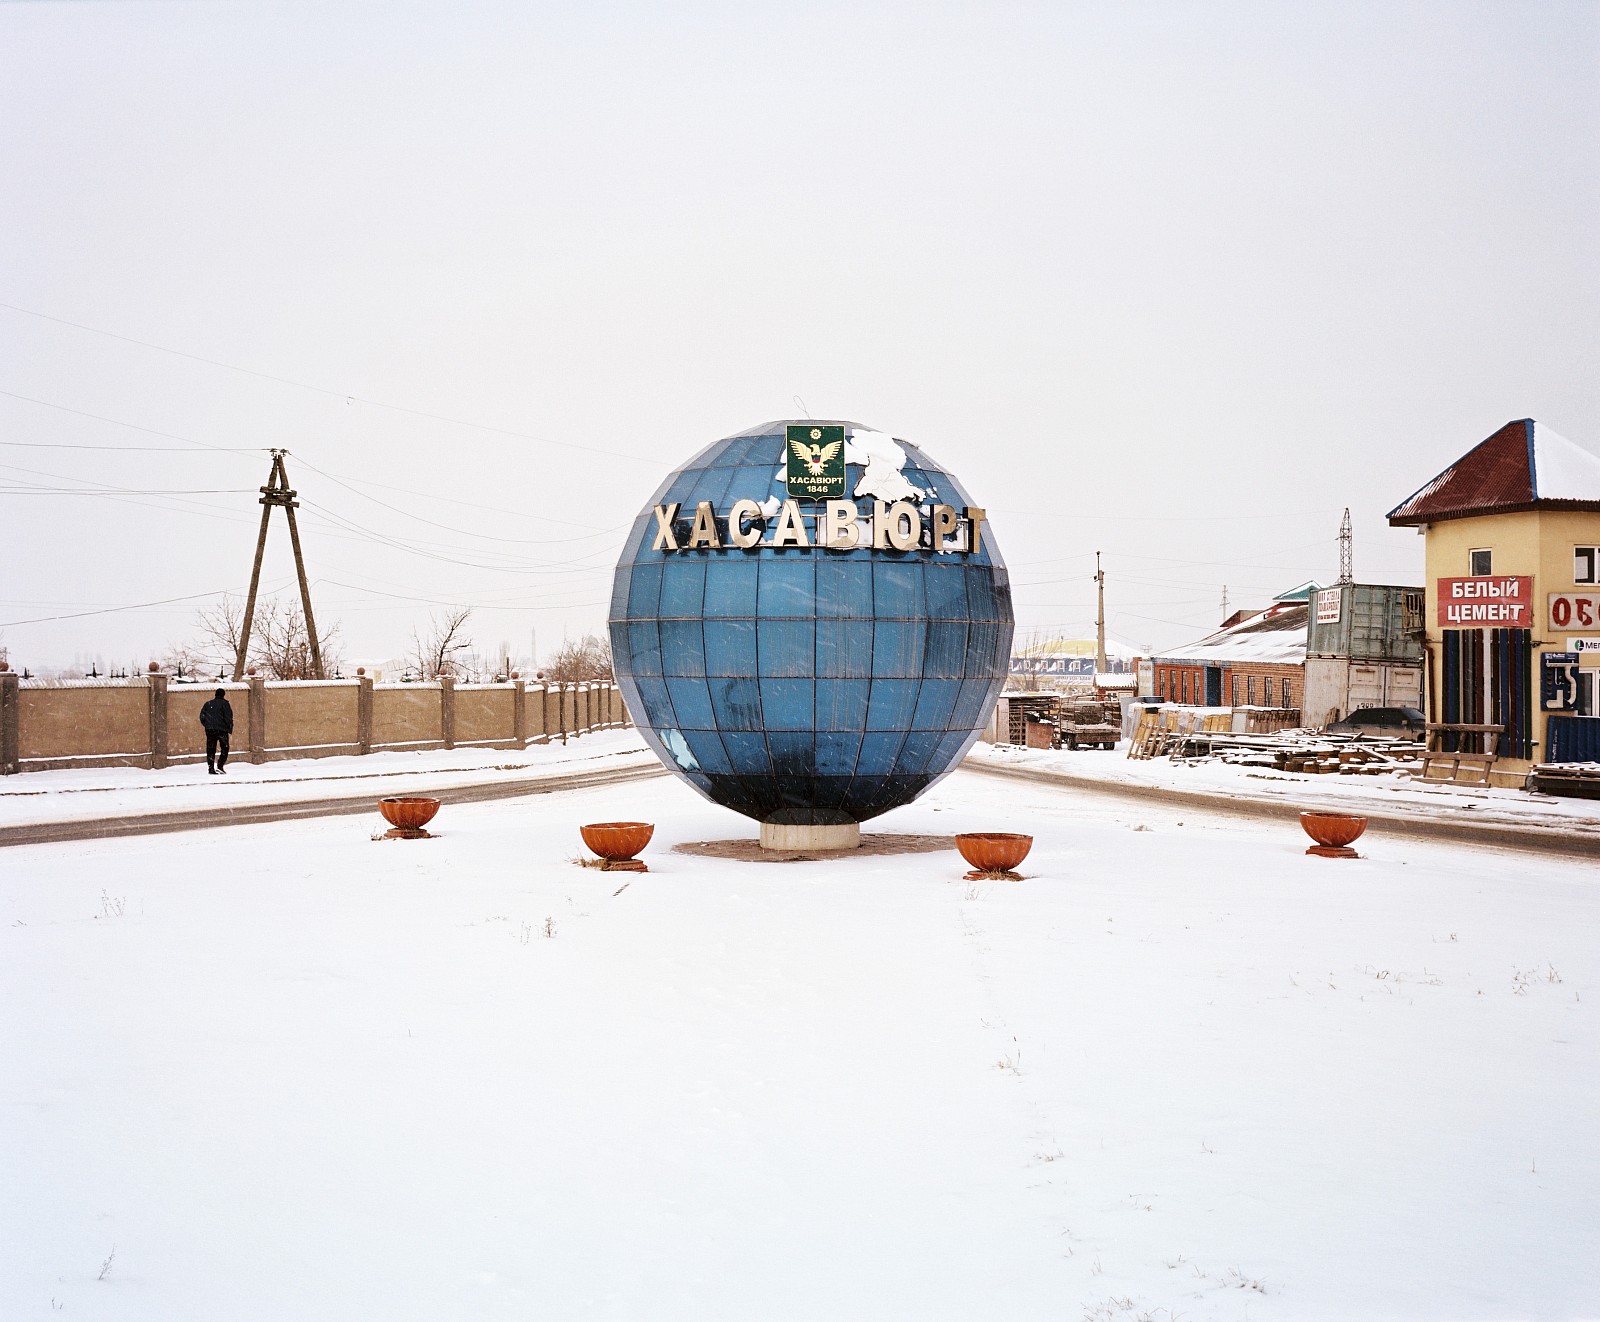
[378,795,440,839]
[581,821,655,872]
[955,831,1034,879]
[1299,811,1367,858]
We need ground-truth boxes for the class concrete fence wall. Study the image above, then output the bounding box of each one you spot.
[0,669,629,775]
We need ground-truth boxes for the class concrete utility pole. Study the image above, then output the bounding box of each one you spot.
[1338,508,1354,585]
[1219,583,1231,623]
[234,449,325,681]
[1094,551,1108,674]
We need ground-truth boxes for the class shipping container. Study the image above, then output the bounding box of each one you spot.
[1304,657,1424,727]
[1306,583,1425,661]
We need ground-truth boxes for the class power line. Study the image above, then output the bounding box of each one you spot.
[0,388,265,454]
[1,487,256,495]
[0,454,621,574]
[0,299,653,463]
[992,504,1346,524]
[328,471,629,526]
[317,579,607,613]
[0,589,235,628]
[0,440,238,452]
[291,455,628,544]
[1,384,629,538]
[299,499,618,574]
[0,459,258,497]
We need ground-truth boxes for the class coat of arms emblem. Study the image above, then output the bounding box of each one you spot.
[785,424,847,499]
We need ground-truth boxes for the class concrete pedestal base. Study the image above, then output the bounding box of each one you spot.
[759,821,861,851]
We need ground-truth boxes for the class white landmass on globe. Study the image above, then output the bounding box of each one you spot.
[845,429,924,504]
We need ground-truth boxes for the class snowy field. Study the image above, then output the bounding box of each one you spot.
[2,769,1596,1321]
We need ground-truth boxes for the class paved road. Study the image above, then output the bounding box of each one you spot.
[6,752,1595,859]
[964,759,1600,859]
[0,760,670,849]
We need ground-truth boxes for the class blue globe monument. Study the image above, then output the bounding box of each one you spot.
[609,419,1014,849]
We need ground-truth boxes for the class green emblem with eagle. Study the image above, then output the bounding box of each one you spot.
[785,424,847,499]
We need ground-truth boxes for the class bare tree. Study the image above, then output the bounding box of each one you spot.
[193,595,245,667]
[159,640,218,680]
[544,632,613,683]
[187,593,341,680]
[410,607,474,680]
[253,598,342,679]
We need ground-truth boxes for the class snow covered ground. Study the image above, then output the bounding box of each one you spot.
[2,769,1595,1320]
[970,742,1600,845]
[0,731,653,828]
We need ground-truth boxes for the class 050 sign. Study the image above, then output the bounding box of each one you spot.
[1549,593,1600,630]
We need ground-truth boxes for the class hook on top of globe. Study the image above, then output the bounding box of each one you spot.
[610,419,1015,850]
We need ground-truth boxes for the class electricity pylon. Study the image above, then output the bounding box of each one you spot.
[233,449,324,680]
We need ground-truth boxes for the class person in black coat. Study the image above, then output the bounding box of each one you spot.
[199,688,234,774]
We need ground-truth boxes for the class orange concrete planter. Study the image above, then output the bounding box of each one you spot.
[1299,811,1367,858]
[378,796,440,839]
[581,821,654,872]
[955,831,1033,880]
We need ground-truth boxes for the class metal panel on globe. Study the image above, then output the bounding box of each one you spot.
[610,419,1014,848]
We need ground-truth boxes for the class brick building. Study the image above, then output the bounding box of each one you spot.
[1151,595,1308,712]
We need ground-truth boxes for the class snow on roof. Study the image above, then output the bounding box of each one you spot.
[1387,419,1600,525]
[1153,602,1308,667]
[1530,421,1600,500]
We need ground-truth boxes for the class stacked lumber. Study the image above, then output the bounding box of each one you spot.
[1529,762,1600,800]
[1166,729,1425,773]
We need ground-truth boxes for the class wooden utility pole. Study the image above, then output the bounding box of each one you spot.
[1095,551,1108,674]
[233,449,325,681]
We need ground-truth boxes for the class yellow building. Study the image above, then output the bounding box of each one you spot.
[1388,419,1600,773]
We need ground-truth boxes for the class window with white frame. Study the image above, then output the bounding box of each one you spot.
[1469,548,1492,576]
[1576,546,1599,584]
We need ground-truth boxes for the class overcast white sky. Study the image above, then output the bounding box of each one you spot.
[2,0,1596,672]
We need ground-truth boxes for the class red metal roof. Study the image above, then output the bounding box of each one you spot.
[1387,419,1600,525]
[1387,420,1534,525]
